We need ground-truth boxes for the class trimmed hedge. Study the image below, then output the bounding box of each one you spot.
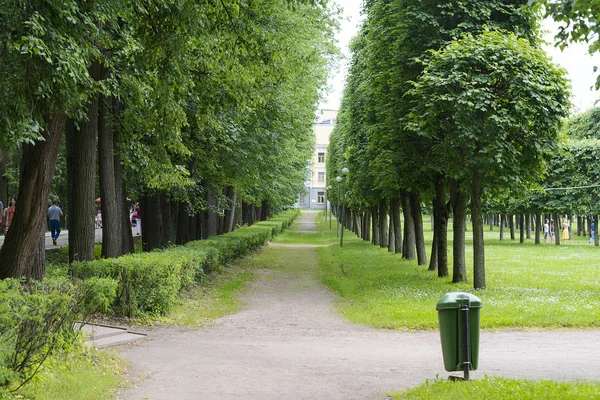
[71,209,299,318]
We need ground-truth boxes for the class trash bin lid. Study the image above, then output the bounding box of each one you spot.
[436,292,482,310]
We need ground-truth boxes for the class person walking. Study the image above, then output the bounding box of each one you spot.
[543,219,549,243]
[47,200,63,245]
[4,197,15,234]
[590,221,595,244]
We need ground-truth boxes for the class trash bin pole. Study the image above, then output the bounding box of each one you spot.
[460,304,470,380]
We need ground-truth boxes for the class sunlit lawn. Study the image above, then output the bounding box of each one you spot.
[313,212,600,330]
[389,376,600,399]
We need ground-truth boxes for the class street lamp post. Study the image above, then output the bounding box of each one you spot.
[335,176,342,237]
[327,185,333,229]
[324,188,328,221]
[340,167,349,247]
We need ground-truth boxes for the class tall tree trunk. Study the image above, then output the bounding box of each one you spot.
[500,214,505,240]
[66,100,98,263]
[535,213,541,244]
[140,193,164,251]
[525,214,531,239]
[428,203,438,272]
[112,101,133,255]
[594,215,599,247]
[388,206,394,252]
[401,190,416,260]
[554,213,561,245]
[434,180,448,277]
[206,190,218,236]
[449,180,467,283]
[410,192,427,266]
[378,198,387,249]
[577,216,583,236]
[160,194,172,245]
[509,215,515,240]
[390,198,401,254]
[0,113,66,279]
[471,170,485,290]
[223,186,236,233]
[98,95,121,258]
[176,201,189,245]
[371,205,380,246]
[519,214,525,244]
[67,62,103,263]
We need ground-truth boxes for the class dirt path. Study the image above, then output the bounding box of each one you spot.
[117,212,600,399]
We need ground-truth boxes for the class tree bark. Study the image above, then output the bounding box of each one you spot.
[206,190,218,236]
[98,95,121,258]
[433,180,448,277]
[401,190,416,260]
[112,101,134,255]
[449,179,467,283]
[554,213,561,245]
[471,170,485,289]
[140,193,165,251]
[428,203,438,272]
[388,210,394,252]
[390,198,401,254]
[535,213,541,244]
[0,113,66,279]
[519,214,525,244]
[160,194,173,244]
[509,214,515,240]
[594,215,599,247]
[223,186,236,233]
[410,191,427,266]
[66,103,98,262]
[500,214,505,240]
[176,201,189,245]
[378,198,388,249]
[371,205,379,246]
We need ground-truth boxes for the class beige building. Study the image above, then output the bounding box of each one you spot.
[297,109,337,209]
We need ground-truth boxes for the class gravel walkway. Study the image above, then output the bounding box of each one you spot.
[116,212,600,399]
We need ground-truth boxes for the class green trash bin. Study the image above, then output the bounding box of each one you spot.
[436,292,482,373]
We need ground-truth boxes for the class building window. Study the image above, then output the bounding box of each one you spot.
[317,171,325,183]
[317,192,325,204]
[318,152,325,163]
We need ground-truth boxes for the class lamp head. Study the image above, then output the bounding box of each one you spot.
[335,176,342,183]
[341,167,349,176]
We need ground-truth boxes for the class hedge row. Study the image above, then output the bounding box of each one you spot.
[70,209,299,318]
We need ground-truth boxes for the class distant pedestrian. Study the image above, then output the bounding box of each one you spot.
[550,221,555,241]
[96,210,102,229]
[47,200,63,246]
[562,219,570,242]
[4,197,15,234]
[543,219,549,243]
[133,203,141,236]
[590,221,595,244]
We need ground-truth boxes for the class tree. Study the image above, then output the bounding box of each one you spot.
[409,30,570,288]
[0,1,96,278]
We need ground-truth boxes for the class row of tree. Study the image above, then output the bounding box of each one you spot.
[326,0,575,289]
[0,0,339,279]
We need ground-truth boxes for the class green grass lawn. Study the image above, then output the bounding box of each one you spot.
[16,348,127,400]
[389,376,600,399]
[313,212,600,330]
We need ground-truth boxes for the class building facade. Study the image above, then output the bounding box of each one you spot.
[296,109,337,209]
